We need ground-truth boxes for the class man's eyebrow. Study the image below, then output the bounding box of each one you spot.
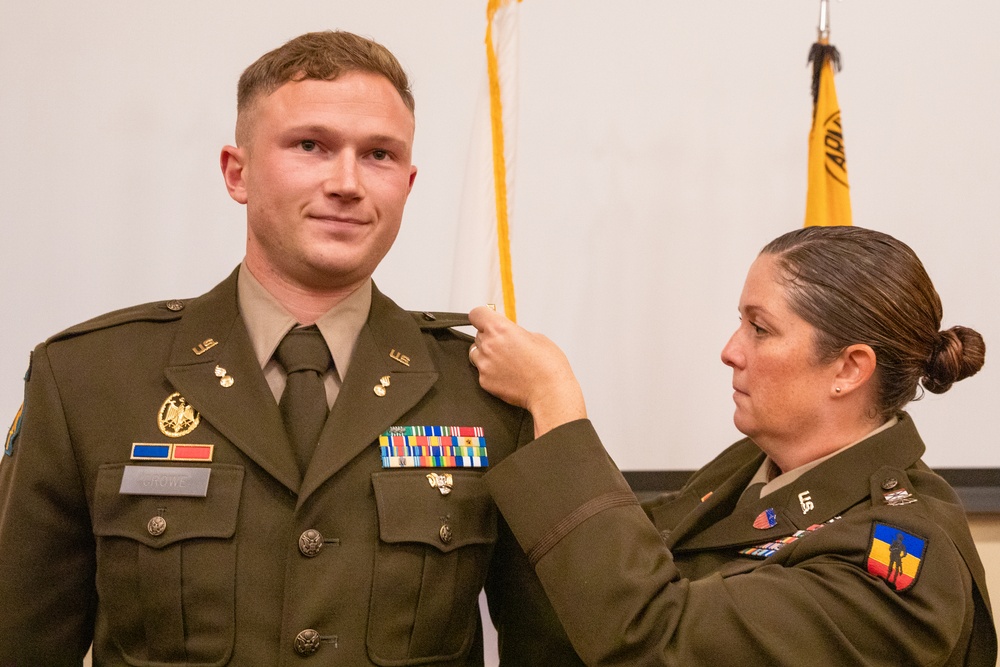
[364,133,410,147]
[285,125,409,143]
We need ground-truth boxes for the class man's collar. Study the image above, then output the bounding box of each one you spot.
[237,262,372,380]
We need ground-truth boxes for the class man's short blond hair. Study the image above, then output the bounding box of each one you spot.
[235,30,414,145]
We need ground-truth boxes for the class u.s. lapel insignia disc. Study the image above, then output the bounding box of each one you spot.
[797,490,815,514]
[157,392,200,438]
[866,522,926,592]
[389,349,411,367]
[192,338,218,356]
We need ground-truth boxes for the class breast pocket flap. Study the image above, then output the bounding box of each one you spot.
[373,470,497,553]
[93,463,244,548]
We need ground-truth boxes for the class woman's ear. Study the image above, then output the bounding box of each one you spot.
[831,344,877,397]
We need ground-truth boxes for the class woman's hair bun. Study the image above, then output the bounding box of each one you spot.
[922,325,986,394]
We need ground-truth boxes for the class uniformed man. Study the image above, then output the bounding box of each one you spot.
[0,31,581,665]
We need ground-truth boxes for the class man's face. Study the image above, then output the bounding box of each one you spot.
[222,72,417,293]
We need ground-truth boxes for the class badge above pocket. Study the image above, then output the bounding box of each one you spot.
[379,425,488,469]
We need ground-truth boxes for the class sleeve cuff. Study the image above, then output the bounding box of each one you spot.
[483,419,637,560]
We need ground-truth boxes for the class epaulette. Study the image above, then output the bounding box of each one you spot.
[870,466,924,509]
[409,310,471,330]
[47,298,190,344]
[409,310,474,343]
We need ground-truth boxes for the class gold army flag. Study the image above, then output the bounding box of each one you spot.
[805,41,852,227]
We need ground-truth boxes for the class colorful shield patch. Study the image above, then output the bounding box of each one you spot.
[867,522,926,592]
[4,403,23,457]
[753,508,778,530]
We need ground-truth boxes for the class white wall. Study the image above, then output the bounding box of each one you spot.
[2,3,997,467]
[5,4,999,666]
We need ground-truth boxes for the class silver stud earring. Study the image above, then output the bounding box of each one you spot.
[835,387,842,393]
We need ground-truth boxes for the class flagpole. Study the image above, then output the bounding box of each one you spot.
[817,0,830,42]
[809,0,841,106]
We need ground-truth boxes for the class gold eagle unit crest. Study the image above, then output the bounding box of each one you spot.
[157,392,200,437]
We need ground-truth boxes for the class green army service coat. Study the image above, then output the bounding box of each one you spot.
[0,269,581,666]
[485,416,997,666]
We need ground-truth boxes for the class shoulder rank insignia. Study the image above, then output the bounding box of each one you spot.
[158,393,201,438]
[867,522,926,592]
[884,488,918,506]
[4,403,23,457]
[380,426,487,468]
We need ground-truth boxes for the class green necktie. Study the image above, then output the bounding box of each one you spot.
[275,326,333,475]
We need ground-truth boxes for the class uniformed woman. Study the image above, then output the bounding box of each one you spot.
[468,225,995,666]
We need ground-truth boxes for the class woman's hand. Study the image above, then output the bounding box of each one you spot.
[469,306,586,438]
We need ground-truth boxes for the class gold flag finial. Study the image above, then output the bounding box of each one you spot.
[817,0,831,42]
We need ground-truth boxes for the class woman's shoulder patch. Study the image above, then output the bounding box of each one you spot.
[866,521,927,593]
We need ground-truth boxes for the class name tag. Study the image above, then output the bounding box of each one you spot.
[120,465,212,497]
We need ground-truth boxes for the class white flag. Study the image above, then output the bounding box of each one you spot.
[450,0,520,321]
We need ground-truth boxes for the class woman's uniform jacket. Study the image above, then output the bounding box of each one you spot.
[0,269,581,666]
[484,416,997,666]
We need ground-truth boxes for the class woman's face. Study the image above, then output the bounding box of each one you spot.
[721,254,840,451]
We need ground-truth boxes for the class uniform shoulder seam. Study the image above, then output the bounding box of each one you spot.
[46,299,189,344]
[409,310,472,330]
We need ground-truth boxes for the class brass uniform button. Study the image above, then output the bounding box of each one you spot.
[439,524,453,545]
[165,300,184,312]
[881,478,898,491]
[299,529,324,558]
[294,629,321,656]
[147,516,167,537]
